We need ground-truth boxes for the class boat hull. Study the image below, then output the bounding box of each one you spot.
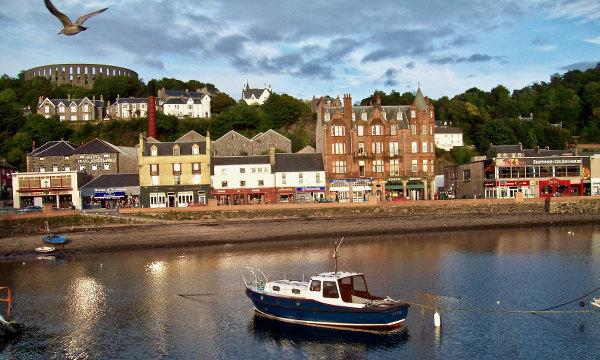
[42,235,66,245]
[245,288,409,330]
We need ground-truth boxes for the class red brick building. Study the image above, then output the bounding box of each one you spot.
[315,89,436,201]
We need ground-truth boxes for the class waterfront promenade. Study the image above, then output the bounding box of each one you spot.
[1,197,599,259]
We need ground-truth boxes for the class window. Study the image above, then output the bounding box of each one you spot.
[323,281,339,298]
[423,159,428,172]
[152,176,159,185]
[71,106,76,112]
[431,142,434,153]
[193,174,200,184]
[411,125,417,135]
[52,165,58,172]
[371,124,383,135]
[222,181,228,187]
[331,125,345,136]
[240,168,245,173]
[299,173,303,184]
[151,147,157,156]
[333,161,346,174]
[325,113,330,121]
[79,165,85,171]
[292,289,301,295]
[310,280,321,292]
[396,111,403,120]
[240,180,246,187]
[173,148,180,156]
[71,115,77,121]
[389,142,399,156]
[422,125,427,135]
[173,163,181,173]
[192,163,201,173]
[361,112,367,121]
[150,164,159,175]
[192,146,199,155]
[422,141,428,153]
[464,169,471,181]
[391,125,396,135]
[272,286,280,292]
[45,105,49,113]
[373,160,383,173]
[316,173,321,183]
[412,142,418,153]
[149,193,166,206]
[357,126,364,136]
[358,143,365,156]
[282,173,286,185]
[411,110,416,118]
[258,180,264,186]
[64,165,71,171]
[372,142,383,154]
[390,160,399,176]
[332,142,345,154]
[103,164,110,170]
[59,106,65,113]
[412,159,418,172]
[174,175,181,185]
[83,104,89,112]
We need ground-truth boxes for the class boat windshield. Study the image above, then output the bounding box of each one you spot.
[338,275,372,303]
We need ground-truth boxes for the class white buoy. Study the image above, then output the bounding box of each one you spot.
[434,311,441,327]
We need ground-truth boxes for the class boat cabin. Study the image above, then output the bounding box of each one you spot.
[263,271,382,307]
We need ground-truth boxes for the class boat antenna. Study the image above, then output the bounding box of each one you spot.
[333,237,344,274]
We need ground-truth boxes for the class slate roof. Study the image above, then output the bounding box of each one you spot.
[523,149,574,157]
[0,159,17,170]
[435,127,463,134]
[211,155,270,166]
[115,97,148,104]
[164,98,186,105]
[176,131,206,142]
[164,89,207,99]
[31,140,77,156]
[142,141,207,156]
[81,173,139,189]
[492,144,523,154]
[273,153,324,172]
[39,98,103,109]
[413,88,428,112]
[323,105,411,129]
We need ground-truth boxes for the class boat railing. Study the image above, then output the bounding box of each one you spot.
[241,267,268,291]
[0,287,11,321]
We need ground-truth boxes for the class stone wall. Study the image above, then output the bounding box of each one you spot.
[24,64,137,89]
[546,197,600,213]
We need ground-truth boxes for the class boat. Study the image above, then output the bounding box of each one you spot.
[242,238,410,330]
[42,234,67,245]
[591,298,600,308]
[35,246,56,253]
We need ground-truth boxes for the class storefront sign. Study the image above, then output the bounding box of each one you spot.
[94,191,125,199]
[94,187,126,193]
[483,181,496,187]
[296,187,326,192]
[532,158,582,165]
[328,178,372,183]
[498,180,530,186]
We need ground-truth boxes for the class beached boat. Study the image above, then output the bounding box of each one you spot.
[42,234,66,245]
[35,246,56,253]
[242,239,410,330]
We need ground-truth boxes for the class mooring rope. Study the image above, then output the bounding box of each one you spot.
[407,285,600,315]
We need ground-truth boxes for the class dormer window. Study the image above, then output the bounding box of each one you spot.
[192,145,199,155]
[397,112,403,120]
[382,112,387,120]
[325,112,330,121]
[352,113,356,121]
[173,147,180,156]
[151,146,157,156]
[411,110,416,118]
[361,112,367,121]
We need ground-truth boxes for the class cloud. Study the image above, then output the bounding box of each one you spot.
[293,62,334,79]
[428,53,501,65]
[584,35,600,45]
[548,0,600,23]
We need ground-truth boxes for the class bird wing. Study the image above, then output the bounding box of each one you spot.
[44,0,74,26]
[74,7,108,26]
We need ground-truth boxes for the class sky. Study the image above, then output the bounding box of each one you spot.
[0,0,598,102]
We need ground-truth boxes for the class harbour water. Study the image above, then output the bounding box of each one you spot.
[1,225,600,359]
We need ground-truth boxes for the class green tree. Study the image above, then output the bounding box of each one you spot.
[211,92,237,115]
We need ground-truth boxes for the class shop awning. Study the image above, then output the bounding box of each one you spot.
[385,184,423,190]
[94,191,125,199]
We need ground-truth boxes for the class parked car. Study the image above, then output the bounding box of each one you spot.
[17,205,43,213]
[315,198,333,203]
[392,196,410,202]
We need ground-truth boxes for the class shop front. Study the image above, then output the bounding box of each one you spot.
[295,186,326,203]
[385,178,425,200]
[141,184,210,208]
[538,178,582,197]
[327,179,372,203]
[212,187,275,205]
[80,174,140,209]
[496,180,534,199]
[276,187,296,203]
[12,171,88,210]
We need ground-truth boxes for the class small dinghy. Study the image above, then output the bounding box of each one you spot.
[42,234,66,245]
[35,246,56,253]
[591,298,600,308]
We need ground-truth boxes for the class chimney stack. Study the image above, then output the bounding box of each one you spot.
[148,81,157,139]
[343,94,352,120]
[269,148,275,166]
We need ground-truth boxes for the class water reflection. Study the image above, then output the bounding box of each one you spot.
[63,277,106,359]
[248,313,408,358]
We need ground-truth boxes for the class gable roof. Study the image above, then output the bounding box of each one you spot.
[176,130,206,142]
[38,97,104,109]
[211,155,270,166]
[273,153,324,172]
[31,140,77,157]
[435,127,463,134]
[73,138,118,154]
[142,140,207,156]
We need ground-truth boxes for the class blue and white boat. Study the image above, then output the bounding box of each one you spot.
[242,239,409,330]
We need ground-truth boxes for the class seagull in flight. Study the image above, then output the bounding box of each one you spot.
[44,0,108,36]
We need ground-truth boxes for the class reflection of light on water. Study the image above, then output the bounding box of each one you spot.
[146,260,166,274]
[63,277,106,358]
[144,260,169,354]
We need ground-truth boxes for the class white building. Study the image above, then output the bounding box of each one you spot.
[273,153,326,203]
[434,127,463,151]
[163,95,211,118]
[12,171,91,210]
[211,155,275,205]
[107,97,148,120]
[242,82,272,105]
[591,154,600,196]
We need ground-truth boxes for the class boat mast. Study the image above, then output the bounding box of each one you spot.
[333,237,344,274]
